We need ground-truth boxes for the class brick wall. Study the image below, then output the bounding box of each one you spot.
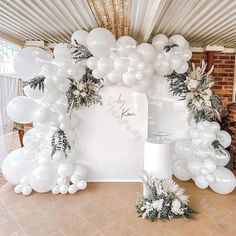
[190,52,236,172]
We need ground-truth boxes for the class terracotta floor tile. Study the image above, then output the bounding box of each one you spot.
[99,220,136,236]
[86,210,115,230]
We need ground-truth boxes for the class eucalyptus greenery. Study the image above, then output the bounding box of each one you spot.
[136,172,197,222]
[66,67,103,112]
[166,61,222,123]
[68,40,92,63]
[164,43,178,52]
[51,128,71,158]
[24,76,45,91]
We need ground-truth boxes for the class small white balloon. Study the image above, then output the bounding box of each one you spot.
[122,73,137,86]
[87,57,98,70]
[173,159,191,181]
[175,61,188,74]
[107,71,122,83]
[170,54,183,70]
[92,69,104,79]
[169,35,186,48]
[53,151,65,162]
[210,122,221,132]
[137,43,155,63]
[70,174,80,184]
[187,158,202,176]
[200,167,210,176]
[175,139,193,158]
[14,185,22,194]
[77,180,87,190]
[195,175,209,189]
[217,130,232,148]
[34,107,52,123]
[52,185,60,194]
[22,186,32,196]
[182,48,192,61]
[206,174,215,183]
[113,57,129,72]
[57,176,67,186]
[203,159,216,173]
[68,184,78,194]
[116,36,137,55]
[128,52,143,65]
[59,184,68,194]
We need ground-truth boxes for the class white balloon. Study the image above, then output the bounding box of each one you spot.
[58,79,71,93]
[87,57,98,70]
[203,158,216,173]
[156,59,171,76]
[97,57,113,74]
[57,162,73,177]
[152,34,168,50]
[122,73,137,86]
[113,57,129,72]
[116,36,137,55]
[7,96,37,124]
[132,79,151,93]
[195,175,209,189]
[57,176,67,186]
[173,159,191,181]
[53,150,66,162]
[87,28,116,57]
[128,52,142,65]
[169,35,186,48]
[175,61,188,74]
[34,107,52,123]
[71,30,88,46]
[190,129,199,138]
[22,186,32,196]
[192,145,212,159]
[24,85,44,100]
[92,69,104,79]
[170,54,183,70]
[206,174,215,183]
[52,185,60,194]
[2,148,37,185]
[210,167,236,194]
[14,47,52,81]
[210,122,221,132]
[14,185,22,194]
[77,180,87,190]
[187,158,202,176]
[217,130,232,148]
[200,167,210,176]
[211,149,230,167]
[54,43,71,60]
[200,130,216,145]
[23,128,37,148]
[68,184,78,194]
[30,166,57,193]
[70,174,80,184]
[137,43,155,63]
[182,49,192,61]
[175,139,193,158]
[107,71,122,83]
[73,163,88,180]
[59,184,68,194]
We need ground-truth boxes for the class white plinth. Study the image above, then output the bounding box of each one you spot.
[76,85,148,181]
[144,137,173,180]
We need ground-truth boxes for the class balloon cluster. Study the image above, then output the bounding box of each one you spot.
[152,34,192,76]
[83,28,156,93]
[3,38,89,195]
[173,120,235,194]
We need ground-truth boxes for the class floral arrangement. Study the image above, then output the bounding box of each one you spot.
[166,61,222,122]
[136,173,197,221]
[66,67,103,112]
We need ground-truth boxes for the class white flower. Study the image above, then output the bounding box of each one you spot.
[152,199,164,211]
[171,199,181,214]
[73,90,80,96]
[187,79,199,91]
[80,92,87,97]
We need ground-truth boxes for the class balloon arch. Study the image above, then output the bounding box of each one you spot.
[3,27,235,195]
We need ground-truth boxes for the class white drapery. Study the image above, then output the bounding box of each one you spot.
[0,40,20,169]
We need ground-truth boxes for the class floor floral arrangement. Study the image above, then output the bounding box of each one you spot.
[136,173,197,221]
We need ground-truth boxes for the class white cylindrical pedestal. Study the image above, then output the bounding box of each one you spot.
[144,137,173,180]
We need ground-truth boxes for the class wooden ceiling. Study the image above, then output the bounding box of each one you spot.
[0,0,236,48]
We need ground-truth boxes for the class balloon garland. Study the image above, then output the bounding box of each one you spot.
[2,27,235,195]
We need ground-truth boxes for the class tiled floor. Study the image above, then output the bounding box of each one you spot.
[0,180,235,236]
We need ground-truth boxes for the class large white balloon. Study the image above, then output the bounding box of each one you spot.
[7,96,37,123]
[14,47,52,81]
[152,34,168,50]
[116,36,137,55]
[2,149,37,185]
[194,175,209,189]
[34,106,52,123]
[30,166,57,193]
[87,28,116,57]
[210,167,236,194]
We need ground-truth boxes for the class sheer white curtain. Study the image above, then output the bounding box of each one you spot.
[0,40,20,169]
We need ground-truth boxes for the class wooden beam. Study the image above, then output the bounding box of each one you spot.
[0,31,24,47]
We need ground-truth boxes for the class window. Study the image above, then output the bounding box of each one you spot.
[0,40,20,76]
